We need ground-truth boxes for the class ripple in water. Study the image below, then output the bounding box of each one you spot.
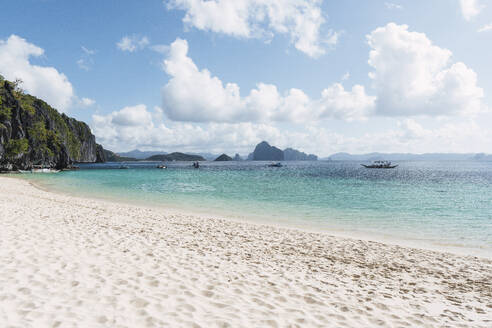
[23,160,492,257]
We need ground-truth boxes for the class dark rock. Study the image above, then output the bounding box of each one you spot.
[252,141,284,161]
[214,154,232,161]
[283,148,318,161]
[0,78,105,170]
[102,149,137,162]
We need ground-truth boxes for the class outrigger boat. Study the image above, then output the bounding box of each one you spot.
[19,167,60,173]
[156,164,167,169]
[268,162,283,167]
[361,160,398,169]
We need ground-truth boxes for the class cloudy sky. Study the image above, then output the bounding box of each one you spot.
[1,0,492,156]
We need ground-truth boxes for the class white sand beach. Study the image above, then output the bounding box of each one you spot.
[0,176,491,327]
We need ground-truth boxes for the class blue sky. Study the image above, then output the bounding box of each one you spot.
[1,0,492,156]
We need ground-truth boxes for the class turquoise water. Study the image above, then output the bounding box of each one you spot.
[20,161,492,257]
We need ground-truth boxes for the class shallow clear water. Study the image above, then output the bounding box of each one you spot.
[20,160,492,257]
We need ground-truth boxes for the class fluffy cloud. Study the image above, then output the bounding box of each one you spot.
[161,38,374,123]
[459,0,484,21]
[117,35,150,52]
[0,35,74,112]
[92,103,492,155]
[367,23,485,116]
[162,23,486,123]
[478,23,492,32]
[94,104,153,128]
[166,0,335,57]
[80,97,96,107]
[91,104,284,153]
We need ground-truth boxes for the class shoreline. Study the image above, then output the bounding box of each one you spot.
[1,176,491,327]
[19,175,492,260]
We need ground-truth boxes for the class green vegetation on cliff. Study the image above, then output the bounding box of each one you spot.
[0,77,105,170]
[102,149,138,162]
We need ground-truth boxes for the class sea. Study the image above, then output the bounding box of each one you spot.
[20,160,492,258]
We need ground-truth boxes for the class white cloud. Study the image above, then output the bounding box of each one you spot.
[0,35,74,112]
[166,0,334,58]
[161,38,374,123]
[117,35,150,52]
[104,104,154,127]
[91,103,492,155]
[478,23,492,32]
[150,44,170,54]
[385,2,403,10]
[77,46,95,71]
[367,23,485,116]
[80,97,95,107]
[81,46,95,55]
[92,104,284,153]
[459,0,484,21]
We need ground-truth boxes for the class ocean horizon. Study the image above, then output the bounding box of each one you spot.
[20,159,492,258]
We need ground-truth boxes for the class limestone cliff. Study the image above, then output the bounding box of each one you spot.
[252,141,284,161]
[0,77,105,170]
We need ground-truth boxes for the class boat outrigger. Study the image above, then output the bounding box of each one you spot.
[361,160,398,169]
[18,166,60,173]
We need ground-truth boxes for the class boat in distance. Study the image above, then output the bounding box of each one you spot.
[268,162,283,167]
[361,161,398,169]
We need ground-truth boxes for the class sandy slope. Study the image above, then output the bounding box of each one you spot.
[0,177,491,327]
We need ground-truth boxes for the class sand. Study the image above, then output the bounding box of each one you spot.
[0,176,491,328]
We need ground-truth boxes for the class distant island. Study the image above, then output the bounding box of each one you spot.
[214,154,233,161]
[3,75,487,171]
[147,153,205,162]
[247,141,318,161]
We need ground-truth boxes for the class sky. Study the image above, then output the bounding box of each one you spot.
[1,0,492,157]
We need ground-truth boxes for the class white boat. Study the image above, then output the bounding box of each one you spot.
[19,168,60,173]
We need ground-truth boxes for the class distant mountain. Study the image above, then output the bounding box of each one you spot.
[473,153,492,161]
[283,148,317,161]
[146,152,205,161]
[103,149,138,162]
[252,141,284,161]
[233,153,243,161]
[214,154,232,161]
[117,149,165,159]
[186,152,219,161]
[247,141,318,161]
[325,152,483,161]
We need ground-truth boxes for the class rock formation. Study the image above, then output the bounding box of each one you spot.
[0,77,105,170]
[214,154,232,161]
[248,141,317,161]
[283,148,317,161]
[252,141,284,161]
